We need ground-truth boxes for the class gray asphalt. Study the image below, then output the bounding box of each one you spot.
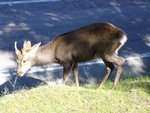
[0,0,150,94]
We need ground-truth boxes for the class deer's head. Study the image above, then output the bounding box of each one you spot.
[14,41,41,77]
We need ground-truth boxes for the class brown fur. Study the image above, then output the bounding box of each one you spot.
[15,22,127,88]
[53,23,125,64]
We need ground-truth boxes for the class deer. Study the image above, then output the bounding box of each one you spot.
[14,22,127,88]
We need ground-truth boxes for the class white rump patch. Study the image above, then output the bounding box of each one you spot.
[120,35,127,45]
[115,35,127,54]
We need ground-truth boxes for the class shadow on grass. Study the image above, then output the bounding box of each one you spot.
[82,76,150,95]
[0,76,46,97]
[113,76,150,95]
[127,80,150,95]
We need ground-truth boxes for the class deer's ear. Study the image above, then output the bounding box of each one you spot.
[23,41,31,50]
[29,42,41,55]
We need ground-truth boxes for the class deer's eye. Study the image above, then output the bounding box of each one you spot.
[22,60,27,63]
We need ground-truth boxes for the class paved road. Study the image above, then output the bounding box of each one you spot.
[0,0,150,94]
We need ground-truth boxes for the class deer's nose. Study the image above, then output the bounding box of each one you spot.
[17,71,24,77]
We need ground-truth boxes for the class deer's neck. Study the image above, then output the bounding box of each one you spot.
[33,42,56,66]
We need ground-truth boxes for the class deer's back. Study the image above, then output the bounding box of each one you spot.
[53,23,125,63]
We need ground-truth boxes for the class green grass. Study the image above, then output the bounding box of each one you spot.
[0,76,149,113]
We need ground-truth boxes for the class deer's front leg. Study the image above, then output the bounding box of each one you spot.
[72,63,79,87]
[62,63,72,84]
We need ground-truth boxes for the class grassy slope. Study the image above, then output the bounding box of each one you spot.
[0,76,149,113]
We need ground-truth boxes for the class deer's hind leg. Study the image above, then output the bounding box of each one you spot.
[104,54,125,88]
[99,59,114,88]
[112,55,125,87]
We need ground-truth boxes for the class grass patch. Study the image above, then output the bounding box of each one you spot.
[0,76,149,113]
